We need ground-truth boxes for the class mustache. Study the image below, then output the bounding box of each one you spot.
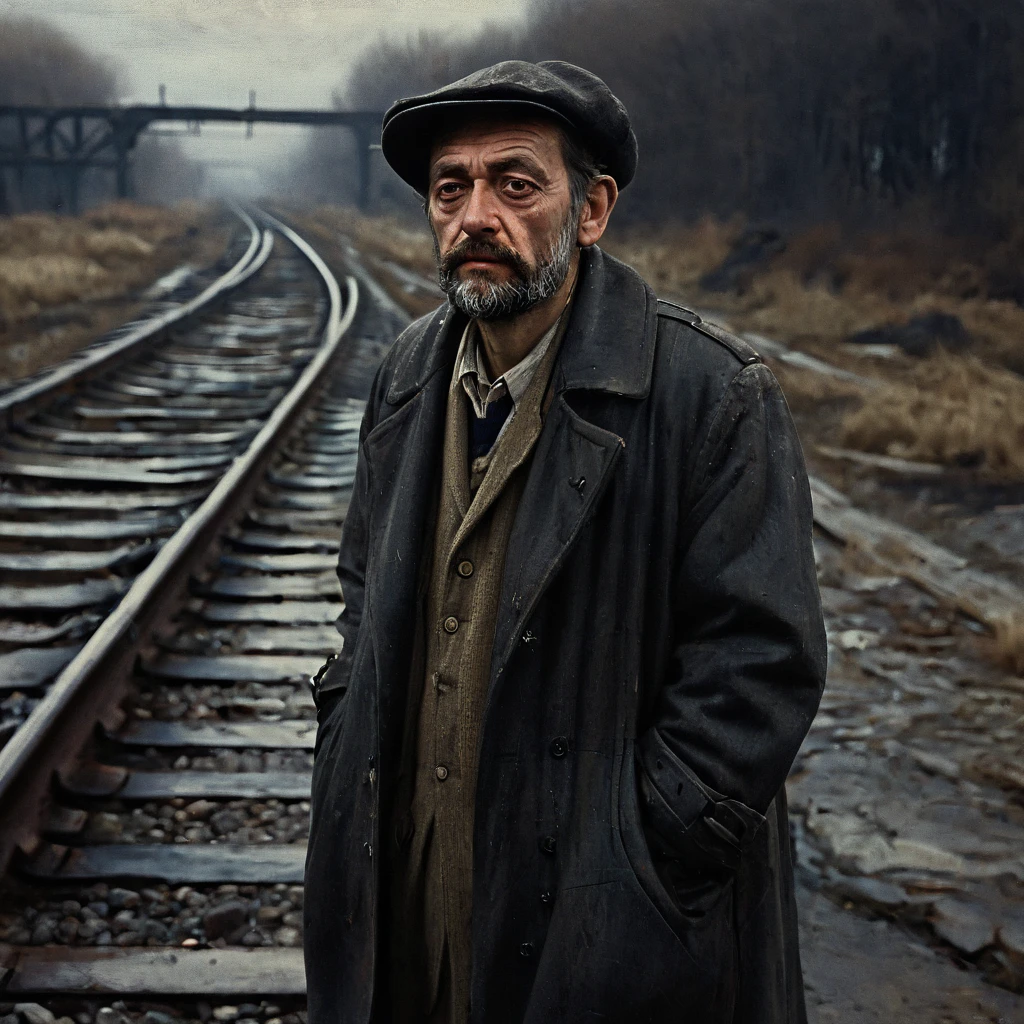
[438,238,530,278]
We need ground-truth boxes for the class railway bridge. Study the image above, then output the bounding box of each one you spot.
[0,102,385,212]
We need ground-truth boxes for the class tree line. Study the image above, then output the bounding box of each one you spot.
[0,16,201,214]
[315,0,1024,231]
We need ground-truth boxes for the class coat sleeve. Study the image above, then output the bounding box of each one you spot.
[637,360,827,875]
[312,366,386,717]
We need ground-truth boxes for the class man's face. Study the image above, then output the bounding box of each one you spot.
[426,117,579,321]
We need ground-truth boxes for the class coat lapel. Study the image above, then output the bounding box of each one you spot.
[489,245,659,681]
[362,310,459,753]
[492,394,624,678]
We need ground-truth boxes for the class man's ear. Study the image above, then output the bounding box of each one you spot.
[577,176,618,247]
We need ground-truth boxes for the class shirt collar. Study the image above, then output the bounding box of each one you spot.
[456,314,563,420]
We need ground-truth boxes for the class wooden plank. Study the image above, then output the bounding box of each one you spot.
[810,476,1024,627]
[0,578,127,611]
[144,654,323,682]
[0,488,207,512]
[0,543,156,575]
[0,945,306,996]
[248,508,347,528]
[231,531,339,552]
[0,516,180,542]
[0,460,222,486]
[116,770,311,801]
[112,719,316,749]
[257,487,349,511]
[232,625,341,654]
[19,842,306,884]
[197,600,341,624]
[815,445,945,477]
[203,574,340,599]
[219,552,338,572]
[164,624,340,655]
[266,469,355,491]
[0,645,84,691]
[0,613,99,646]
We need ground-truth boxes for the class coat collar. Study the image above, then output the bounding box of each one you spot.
[385,244,658,406]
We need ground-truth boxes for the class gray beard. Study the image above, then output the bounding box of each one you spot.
[434,215,578,322]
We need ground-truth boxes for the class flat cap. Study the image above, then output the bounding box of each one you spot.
[380,60,637,195]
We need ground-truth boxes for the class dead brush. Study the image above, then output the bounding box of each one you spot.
[993,612,1024,676]
[309,206,436,278]
[0,200,215,382]
[603,215,741,299]
[0,202,199,326]
[771,361,865,415]
[840,351,1024,477]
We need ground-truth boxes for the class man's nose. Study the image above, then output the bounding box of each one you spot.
[460,180,501,237]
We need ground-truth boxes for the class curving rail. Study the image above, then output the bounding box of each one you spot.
[0,211,359,875]
[0,205,271,428]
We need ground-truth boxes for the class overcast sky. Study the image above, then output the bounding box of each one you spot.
[1,0,529,193]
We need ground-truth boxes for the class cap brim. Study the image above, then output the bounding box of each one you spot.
[380,98,577,196]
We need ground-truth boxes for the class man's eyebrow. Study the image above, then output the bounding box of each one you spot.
[486,156,550,183]
[429,154,551,185]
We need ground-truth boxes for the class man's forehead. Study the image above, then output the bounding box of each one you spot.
[429,117,563,168]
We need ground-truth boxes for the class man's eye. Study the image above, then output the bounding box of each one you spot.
[505,179,535,195]
[437,183,463,199]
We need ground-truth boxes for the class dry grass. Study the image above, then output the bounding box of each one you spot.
[993,612,1024,676]
[291,206,440,318]
[307,206,436,278]
[603,215,740,299]
[610,215,1024,480]
[770,361,866,416]
[297,209,1024,480]
[0,200,222,383]
[840,352,1024,476]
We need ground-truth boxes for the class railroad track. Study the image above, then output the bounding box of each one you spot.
[0,211,408,1019]
[0,211,327,747]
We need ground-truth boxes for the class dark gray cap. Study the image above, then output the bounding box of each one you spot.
[380,60,637,195]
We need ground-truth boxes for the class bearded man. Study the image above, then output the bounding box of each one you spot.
[305,61,827,1024]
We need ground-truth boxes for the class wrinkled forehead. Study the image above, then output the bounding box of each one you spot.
[428,112,568,177]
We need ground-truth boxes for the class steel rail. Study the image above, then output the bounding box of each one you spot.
[0,204,271,428]
[0,213,359,873]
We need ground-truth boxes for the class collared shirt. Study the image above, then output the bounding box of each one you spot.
[454,315,562,446]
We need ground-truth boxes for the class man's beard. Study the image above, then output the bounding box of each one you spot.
[433,212,578,322]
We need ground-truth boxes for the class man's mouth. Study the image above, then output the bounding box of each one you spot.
[458,255,505,266]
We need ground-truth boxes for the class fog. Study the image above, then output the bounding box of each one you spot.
[0,0,529,199]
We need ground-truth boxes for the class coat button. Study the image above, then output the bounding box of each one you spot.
[540,891,553,904]
[457,559,474,578]
[549,736,568,758]
[443,616,459,634]
[435,764,449,781]
[539,835,557,855]
[519,941,534,959]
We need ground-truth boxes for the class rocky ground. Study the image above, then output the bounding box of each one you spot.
[0,882,305,950]
[795,530,1024,1022]
[0,1002,305,1024]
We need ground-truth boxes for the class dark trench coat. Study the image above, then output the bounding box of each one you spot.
[305,245,828,1024]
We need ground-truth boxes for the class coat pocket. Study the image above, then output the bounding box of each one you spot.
[617,743,735,946]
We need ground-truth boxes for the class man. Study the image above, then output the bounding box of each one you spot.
[305,60,827,1024]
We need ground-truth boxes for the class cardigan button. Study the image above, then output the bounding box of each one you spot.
[539,835,557,855]
[435,764,449,781]
[519,941,534,959]
[443,616,459,634]
[549,736,568,758]
[457,559,474,578]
